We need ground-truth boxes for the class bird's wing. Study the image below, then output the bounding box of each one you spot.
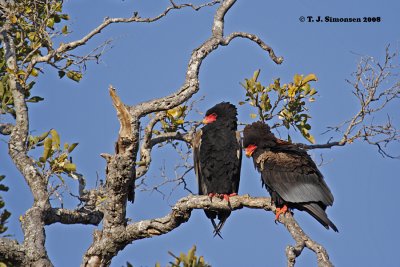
[193,130,205,195]
[232,130,242,192]
[256,149,334,206]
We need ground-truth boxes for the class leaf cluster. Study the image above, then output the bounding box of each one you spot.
[0,59,41,117]
[158,105,188,134]
[29,129,79,182]
[241,70,318,143]
[0,175,10,235]
[163,246,210,267]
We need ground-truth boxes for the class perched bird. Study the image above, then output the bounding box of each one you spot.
[193,102,242,237]
[243,121,338,232]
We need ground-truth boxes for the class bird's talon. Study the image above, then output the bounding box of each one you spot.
[275,205,288,221]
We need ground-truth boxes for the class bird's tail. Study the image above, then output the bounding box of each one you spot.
[303,203,338,232]
[205,210,231,238]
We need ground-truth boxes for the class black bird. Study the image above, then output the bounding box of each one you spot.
[193,102,242,237]
[243,121,338,232]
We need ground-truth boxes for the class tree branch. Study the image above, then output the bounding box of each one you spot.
[136,112,168,178]
[123,195,332,266]
[1,22,53,267]
[26,1,221,75]
[222,32,284,64]
[0,238,25,266]
[45,208,103,226]
[320,46,400,157]
[279,212,333,267]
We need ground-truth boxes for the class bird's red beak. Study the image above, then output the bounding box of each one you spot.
[202,113,217,124]
[245,144,257,157]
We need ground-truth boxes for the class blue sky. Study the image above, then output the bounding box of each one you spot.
[2,0,400,266]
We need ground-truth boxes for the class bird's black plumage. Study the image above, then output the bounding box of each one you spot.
[193,102,242,237]
[243,121,338,231]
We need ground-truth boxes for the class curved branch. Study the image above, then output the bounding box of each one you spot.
[26,1,221,74]
[136,112,167,178]
[136,120,197,179]
[278,212,333,267]
[222,32,284,65]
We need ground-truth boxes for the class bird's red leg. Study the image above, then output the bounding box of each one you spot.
[275,205,288,221]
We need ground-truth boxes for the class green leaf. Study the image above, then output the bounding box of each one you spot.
[66,71,82,82]
[30,68,39,77]
[38,131,50,142]
[65,59,73,67]
[252,69,261,81]
[60,14,70,20]
[47,18,55,28]
[41,137,53,162]
[174,119,184,125]
[302,73,318,84]
[63,163,76,172]
[309,88,317,96]
[10,15,17,24]
[50,129,60,150]
[293,74,302,86]
[61,25,68,35]
[27,32,37,42]
[26,96,44,103]
[0,82,4,98]
[67,143,78,153]
[53,15,61,23]
[27,81,36,90]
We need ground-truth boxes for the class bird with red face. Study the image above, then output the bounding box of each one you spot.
[243,121,338,232]
[193,102,242,237]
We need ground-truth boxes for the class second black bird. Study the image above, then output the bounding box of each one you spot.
[243,121,338,232]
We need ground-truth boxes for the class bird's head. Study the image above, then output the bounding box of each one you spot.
[202,102,238,127]
[243,121,275,157]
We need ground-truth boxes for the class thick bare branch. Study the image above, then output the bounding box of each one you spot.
[126,195,272,239]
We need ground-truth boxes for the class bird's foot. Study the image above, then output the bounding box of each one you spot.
[208,193,217,202]
[275,205,288,221]
[222,193,237,202]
